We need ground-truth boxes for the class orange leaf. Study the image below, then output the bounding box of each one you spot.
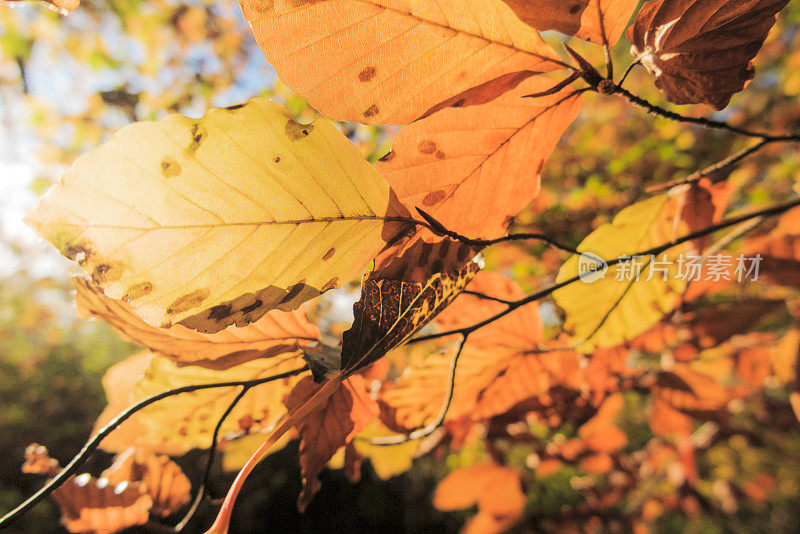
[75,278,320,369]
[284,374,379,510]
[239,0,564,124]
[502,0,639,45]
[102,448,192,517]
[377,79,582,239]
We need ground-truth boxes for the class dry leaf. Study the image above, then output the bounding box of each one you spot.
[75,277,320,368]
[628,0,789,109]
[285,375,379,510]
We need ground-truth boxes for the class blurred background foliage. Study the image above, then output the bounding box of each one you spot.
[1,0,800,532]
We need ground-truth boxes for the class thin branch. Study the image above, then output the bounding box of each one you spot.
[647,138,773,193]
[173,385,252,532]
[616,58,641,89]
[409,197,800,345]
[462,290,515,306]
[0,367,308,530]
[366,335,469,446]
[613,86,800,141]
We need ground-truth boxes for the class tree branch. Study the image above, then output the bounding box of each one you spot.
[410,197,800,345]
[0,366,308,530]
[612,86,800,141]
[365,335,469,446]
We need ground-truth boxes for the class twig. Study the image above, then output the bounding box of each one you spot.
[462,290,515,306]
[173,385,252,532]
[366,335,468,446]
[646,138,773,193]
[613,86,800,141]
[409,197,800,345]
[616,58,641,89]
[0,367,308,530]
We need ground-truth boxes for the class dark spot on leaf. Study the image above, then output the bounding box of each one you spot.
[363,104,379,118]
[225,103,245,110]
[285,119,314,141]
[321,278,339,292]
[274,156,281,163]
[208,304,232,321]
[241,299,263,314]
[160,157,180,178]
[122,282,153,302]
[64,243,94,264]
[179,427,188,436]
[422,190,446,206]
[323,247,335,261]
[239,414,254,431]
[569,3,582,14]
[189,123,206,153]
[418,140,436,155]
[281,283,306,304]
[438,240,451,258]
[358,66,377,82]
[167,289,209,315]
[91,264,112,284]
[452,98,466,108]
[378,150,395,162]
[431,259,444,273]
[435,151,446,160]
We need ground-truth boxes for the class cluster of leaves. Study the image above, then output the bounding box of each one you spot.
[3,0,800,533]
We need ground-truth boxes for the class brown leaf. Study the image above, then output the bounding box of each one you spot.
[340,258,481,373]
[628,0,789,109]
[52,474,152,534]
[377,78,583,239]
[743,205,800,287]
[502,0,639,45]
[285,375,379,511]
[75,278,321,369]
[102,448,192,517]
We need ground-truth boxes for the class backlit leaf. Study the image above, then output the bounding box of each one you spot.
[501,0,639,45]
[628,0,789,109]
[284,374,379,511]
[238,0,565,124]
[377,78,583,239]
[74,277,320,368]
[25,99,403,333]
[94,351,306,454]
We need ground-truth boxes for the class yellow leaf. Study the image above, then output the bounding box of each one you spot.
[94,351,306,454]
[239,0,564,125]
[25,99,402,333]
[74,277,321,368]
[352,421,419,479]
[553,194,691,351]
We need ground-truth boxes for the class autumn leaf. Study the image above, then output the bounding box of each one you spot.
[284,374,379,511]
[743,205,800,287]
[501,0,639,45]
[628,0,789,109]
[377,77,583,239]
[74,277,320,369]
[25,99,404,333]
[238,0,565,124]
[380,272,549,428]
[554,187,719,352]
[351,421,420,479]
[94,351,305,454]
[101,448,192,517]
[339,257,481,373]
[433,463,526,534]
